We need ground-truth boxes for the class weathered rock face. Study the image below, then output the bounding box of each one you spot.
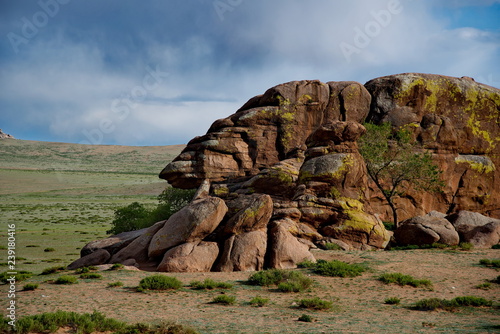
[365,73,500,220]
[73,73,499,272]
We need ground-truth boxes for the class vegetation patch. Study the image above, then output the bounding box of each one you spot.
[384,297,401,305]
[189,278,233,290]
[297,297,333,311]
[298,314,314,322]
[79,273,102,279]
[40,266,66,275]
[22,283,39,291]
[479,259,500,268]
[247,269,313,292]
[379,273,433,288]
[313,260,367,277]
[0,310,199,334]
[54,275,78,285]
[108,281,124,288]
[1,271,33,283]
[210,295,236,305]
[138,275,182,292]
[249,296,270,307]
[412,296,493,311]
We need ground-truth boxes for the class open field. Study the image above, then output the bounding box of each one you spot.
[1,139,499,333]
[0,139,184,274]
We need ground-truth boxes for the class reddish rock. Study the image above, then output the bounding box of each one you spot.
[157,241,219,272]
[81,229,144,257]
[447,210,500,248]
[365,73,500,221]
[216,230,267,272]
[268,219,316,269]
[68,249,110,270]
[148,197,227,258]
[394,215,459,246]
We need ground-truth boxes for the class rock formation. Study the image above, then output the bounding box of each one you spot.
[0,129,14,139]
[71,73,500,272]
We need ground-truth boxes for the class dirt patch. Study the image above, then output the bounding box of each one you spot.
[9,248,500,333]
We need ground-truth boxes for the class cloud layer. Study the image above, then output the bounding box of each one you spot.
[1,0,499,145]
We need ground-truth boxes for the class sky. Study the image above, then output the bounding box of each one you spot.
[1,0,499,146]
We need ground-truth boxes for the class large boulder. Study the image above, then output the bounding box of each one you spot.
[68,249,111,270]
[148,197,227,258]
[447,210,500,248]
[81,229,145,257]
[394,215,460,246]
[216,230,267,272]
[268,219,316,269]
[157,241,219,272]
[110,220,166,266]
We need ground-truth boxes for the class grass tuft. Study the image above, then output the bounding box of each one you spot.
[189,279,233,290]
[379,273,433,288]
[137,275,182,292]
[54,275,78,285]
[297,297,333,310]
[313,260,366,277]
[249,296,270,307]
[210,295,236,305]
[248,269,313,292]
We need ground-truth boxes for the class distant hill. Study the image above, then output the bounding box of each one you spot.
[0,139,184,174]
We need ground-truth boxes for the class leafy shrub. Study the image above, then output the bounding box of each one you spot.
[453,296,493,307]
[379,273,432,288]
[107,202,150,235]
[108,281,124,288]
[413,296,493,311]
[79,273,102,279]
[138,275,182,292]
[41,266,66,275]
[298,314,313,322]
[384,297,401,305]
[475,282,491,290]
[210,295,236,305]
[44,247,56,252]
[313,260,366,277]
[492,244,500,249]
[107,188,195,235]
[55,275,78,285]
[479,259,500,268]
[297,297,333,310]
[248,269,313,292]
[22,283,39,291]
[249,296,269,307]
[189,279,233,290]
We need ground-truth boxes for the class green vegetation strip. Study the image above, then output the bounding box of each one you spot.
[0,310,199,334]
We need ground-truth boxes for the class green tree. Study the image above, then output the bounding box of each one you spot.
[106,187,196,235]
[359,123,443,228]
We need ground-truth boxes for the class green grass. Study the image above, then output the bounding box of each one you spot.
[384,297,401,305]
[298,314,313,322]
[138,275,183,292]
[378,273,433,288]
[54,275,78,285]
[189,279,233,290]
[413,296,493,311]
[297,297,333,310]
[313,260,367,277]
[249,296,270,307]
[247,269,313,292]
[40,266,66,275]
[479,259,500,268]
[108,281,124,288]
[0,310,199,334]
[22,283,39,291]
[79,273,102,279]
[210,295,236,305]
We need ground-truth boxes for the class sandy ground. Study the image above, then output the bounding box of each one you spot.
[5,248,500,334]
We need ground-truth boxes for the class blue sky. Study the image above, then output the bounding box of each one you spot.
[1,0,499,146]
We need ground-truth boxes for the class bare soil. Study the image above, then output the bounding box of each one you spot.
[9,248,500,334]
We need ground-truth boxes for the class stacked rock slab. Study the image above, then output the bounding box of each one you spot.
[71,74,500,272]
